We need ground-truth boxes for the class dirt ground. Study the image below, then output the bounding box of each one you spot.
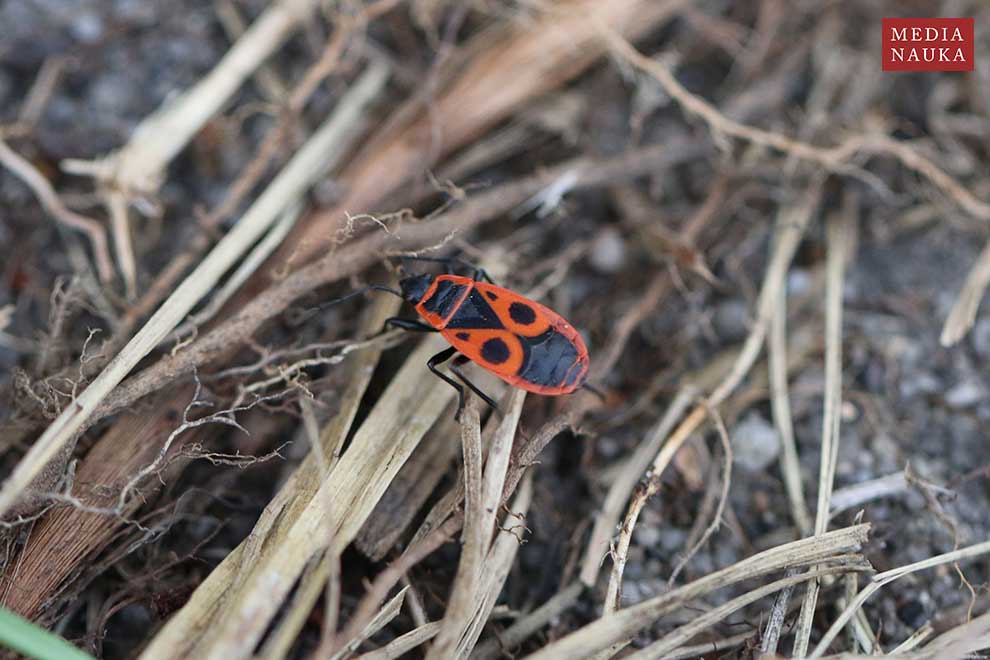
[2,1,990,658]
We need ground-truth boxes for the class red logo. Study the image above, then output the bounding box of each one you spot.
[882,18,974,71]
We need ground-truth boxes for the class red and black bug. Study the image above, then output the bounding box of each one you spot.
[349,257,590,418]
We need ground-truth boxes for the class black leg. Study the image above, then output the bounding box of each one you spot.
[451,356,499,412]
[383,317,438,333]
[580,382,607,401]
[428,346,468,419]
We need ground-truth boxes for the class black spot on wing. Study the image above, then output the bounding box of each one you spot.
[508,301,536,325]
[455,332,470,341]
[481,337,510,364]
[446,290,505,329]
[517,328,580,387]
[422,280,466,317]
[485,291,498,301]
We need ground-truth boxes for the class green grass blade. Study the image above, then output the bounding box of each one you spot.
[0,607,93,660]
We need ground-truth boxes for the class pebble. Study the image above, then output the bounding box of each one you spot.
[945,378,985,409]
[589,228,626,274]
[732,412,781,473]
[632,524,661,548]
[713,299,750,341]
[70,9,105,44]
[658,527,687,553]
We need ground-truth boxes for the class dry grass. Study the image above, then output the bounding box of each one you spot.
[3,1,990,659]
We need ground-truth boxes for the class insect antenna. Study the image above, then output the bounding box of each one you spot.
[293,284,403,323]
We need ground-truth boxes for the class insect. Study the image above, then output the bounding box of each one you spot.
[346,257,591,419]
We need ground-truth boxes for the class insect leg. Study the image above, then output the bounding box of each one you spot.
[580,382,607,402]
[427,346,467,419]
[383,317,438,333]
[450,356,499,412]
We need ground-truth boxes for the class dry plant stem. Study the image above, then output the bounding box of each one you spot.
[580,389,696,586]
[334,516,462,652]
[257,550,340,660]
[451,472,535,658]
[667,407,733,584]
[761,569,801,656]
[602,28,990,222]
[426,390,526,659]
[192,336,456,659]
[118,0,386,342]
[829,472,906,518]
[0,137,113,284]
[526,524,870,659]
[794,199,854,658]
[471,582,585,660]
[61,0,320,198]
[603,479,656,615]
[137,295,398,659]
[0,63,388,520]
[322,587,408,660]
[610,21,990,351]
[770,280,813,535]
[427,398,484,659]
[940,239,990,346]
[105,189,137,299]
[581,185,819,604]
[291,0,689,262]
[96,143,700,427]
[169,201,302,342]
[709,182,820,406]
[356,622,442,660]
[889,622,934,653]
[665,631,755,660]
[809,538,990,658]
[628,566,864,660]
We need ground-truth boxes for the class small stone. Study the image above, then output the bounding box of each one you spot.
[945,378,985,409]
[899,371,940,399]
[787,269,812,296]
[713,300,750,342]
[632,524,661,548]
[732,412,781,473]
[70,9,104,43]
[589,228,626,274]
[659,528,687,553]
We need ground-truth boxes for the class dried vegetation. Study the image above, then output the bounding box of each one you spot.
[2,0,990,658]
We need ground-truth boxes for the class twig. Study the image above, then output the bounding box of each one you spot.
[580,389,696,587]
[0,62,389,521]
[601,28,990,223]
[95,143,700,448]
[940,239,990,346]
[667,405,732,584]
[471,582,585,660]
[427,390,525,659]
[761,568,802,656]
[829,471,907,519]
[354,622,441,659]
[794,194,856,657]
[61,0,321,198]
[526,524,870,659]
[769,271,813,535]
[0,137,114,284]
[628,565,867,660]
[104,189,137,299]
[809,538,990,658]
